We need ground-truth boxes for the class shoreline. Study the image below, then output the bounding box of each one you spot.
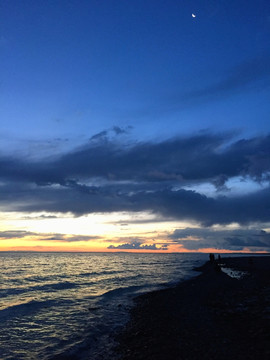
[115,256,270,360]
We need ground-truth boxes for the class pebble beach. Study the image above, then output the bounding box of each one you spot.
[116,256,270,360]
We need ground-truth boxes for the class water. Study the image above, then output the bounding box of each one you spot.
[0,252,207,359]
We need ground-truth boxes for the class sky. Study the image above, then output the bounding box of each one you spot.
[0,0,270,253]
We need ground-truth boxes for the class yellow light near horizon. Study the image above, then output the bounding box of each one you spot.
[2,211,193,238]
[0,234,106,252]
[17,213,117,236]
[0,210,206,252]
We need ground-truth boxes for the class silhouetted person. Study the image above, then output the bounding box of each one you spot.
[209,253,215,262]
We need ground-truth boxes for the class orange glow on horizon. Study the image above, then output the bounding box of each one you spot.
[1,211,269,254]
[0,244,268,254]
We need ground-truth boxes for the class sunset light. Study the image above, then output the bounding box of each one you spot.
[1,2,270,359]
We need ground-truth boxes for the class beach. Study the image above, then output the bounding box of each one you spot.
[115,256,270,360]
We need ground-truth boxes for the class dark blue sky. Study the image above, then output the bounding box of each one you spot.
[1,0,269,147]
[0,1,270,252]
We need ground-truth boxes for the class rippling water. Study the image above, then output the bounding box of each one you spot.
[0,252,207,359]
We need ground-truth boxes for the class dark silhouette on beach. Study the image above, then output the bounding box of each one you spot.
[116,256,270,360]
[209,253,215,262]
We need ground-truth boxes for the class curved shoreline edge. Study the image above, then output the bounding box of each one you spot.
[115,256,270,360]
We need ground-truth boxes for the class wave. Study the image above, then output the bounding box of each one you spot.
[35,281,78,291]
[77,269,130,278]
[0,281,79,301]
[0,287,28,297]
[0,299,58,321]
[99,283,153,301]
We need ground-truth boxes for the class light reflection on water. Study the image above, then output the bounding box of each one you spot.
[0,252,207,359]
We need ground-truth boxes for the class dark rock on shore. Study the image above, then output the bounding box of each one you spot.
[115,256,270,360]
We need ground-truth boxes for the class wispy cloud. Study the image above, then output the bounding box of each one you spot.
[0,230,101,242]
[123,53,270,119]
[0,230,36,240]
[89,126,132,141]
[182,53,270,101]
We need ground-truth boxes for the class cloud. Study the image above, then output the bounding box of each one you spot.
[170,227,270,251]
[0,230,36,240]
[112,126,132,135]
[89,126,131,141]
[22,214,60,220]
[130,53,270,118]
[112,215,174,225]
[0,229,101,242]
[2,132,270,185]
[107,241,168,250]
[90,130,108,141]
[1,132,270,226]
[42,234,101,242]
[171,53,270,105]
[1,180,270,226]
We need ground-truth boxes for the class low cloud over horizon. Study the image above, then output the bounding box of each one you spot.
[170,227,270,252]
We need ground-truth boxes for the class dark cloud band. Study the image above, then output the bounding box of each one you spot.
[1,132,270,227]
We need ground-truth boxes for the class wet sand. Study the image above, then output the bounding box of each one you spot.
[115,256,270,360]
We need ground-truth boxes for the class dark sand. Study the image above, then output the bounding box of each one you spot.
[115,256,270,360]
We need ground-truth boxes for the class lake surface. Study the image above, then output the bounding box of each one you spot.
[0,252,208,359]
